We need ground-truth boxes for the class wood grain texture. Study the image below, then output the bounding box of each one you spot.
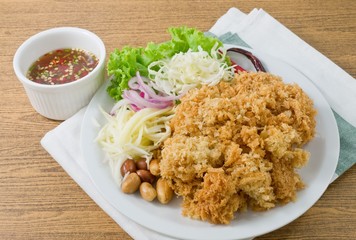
[0,0,355,239]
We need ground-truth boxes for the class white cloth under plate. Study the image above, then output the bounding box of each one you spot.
[41,8,356,240]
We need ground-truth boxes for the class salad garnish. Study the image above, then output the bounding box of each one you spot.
[148,44,235,96]
[106,26,230,101]
[96,105,174,185]
[100,27,237,186]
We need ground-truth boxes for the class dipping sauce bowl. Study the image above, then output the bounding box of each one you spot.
[13,27,106,120]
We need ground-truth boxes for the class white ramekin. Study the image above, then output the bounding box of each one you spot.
[13,27,106,120]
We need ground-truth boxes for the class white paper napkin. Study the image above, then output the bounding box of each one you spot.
[41,7,356,240]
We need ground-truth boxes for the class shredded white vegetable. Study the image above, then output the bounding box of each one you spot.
[147,44,235,96]
[96,105,174,185]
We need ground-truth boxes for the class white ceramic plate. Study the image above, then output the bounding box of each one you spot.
[81,46,339,240]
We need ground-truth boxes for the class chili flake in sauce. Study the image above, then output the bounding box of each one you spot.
[27,48,99,85]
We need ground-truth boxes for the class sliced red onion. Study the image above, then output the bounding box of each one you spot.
[128,77,140,90]
[123,90,173,110]
[120,72,183,112]
[131,104,141,112]
[135,72,182,101]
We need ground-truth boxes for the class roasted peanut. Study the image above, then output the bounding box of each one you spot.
[139,182,157,201]
[121,173,141,194]
[156,178,173,204]
[149,159,160,176]
[120,159,137,177]
[136,159,148,170]
[136,169,155,184]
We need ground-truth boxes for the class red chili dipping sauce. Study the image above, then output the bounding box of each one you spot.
[27,48,99,85]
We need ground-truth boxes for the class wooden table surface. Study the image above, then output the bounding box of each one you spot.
[1,0,355,239]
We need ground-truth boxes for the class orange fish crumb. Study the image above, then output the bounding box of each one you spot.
[160,72,317,224]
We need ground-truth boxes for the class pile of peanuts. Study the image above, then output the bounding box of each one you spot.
[120,159,173,204]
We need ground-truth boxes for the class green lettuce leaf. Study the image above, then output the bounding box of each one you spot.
[106,26,227,101]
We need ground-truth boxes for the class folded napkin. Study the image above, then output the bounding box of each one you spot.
[41,8,356,240]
